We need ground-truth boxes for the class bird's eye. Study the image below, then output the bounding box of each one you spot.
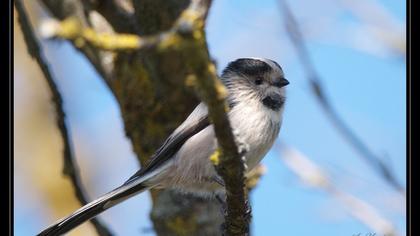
[255,78,263,85]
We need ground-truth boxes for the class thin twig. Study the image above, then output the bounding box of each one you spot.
[38,0,215,52]
[39,17,142,50]
[279,144,400,236]
[15,1,113,235]
[178,1,251,235]
[37,0,114,86]
[38,0,209,52]
[278,0,405,194]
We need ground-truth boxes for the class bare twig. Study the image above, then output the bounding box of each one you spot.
[38,0,210,52]
[194,60,251,235]
[279,144,400,236]
[39,17,142,50]
[15,1,113,235]
[176,1,251,235]
[37,0,114,84]
[278,0,405,194]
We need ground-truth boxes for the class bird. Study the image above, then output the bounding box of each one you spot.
[38,58,289,235]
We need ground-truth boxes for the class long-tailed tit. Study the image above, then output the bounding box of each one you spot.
[38,58,289,235]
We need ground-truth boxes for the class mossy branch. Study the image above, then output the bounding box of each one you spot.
[191,58,251,236]
[164,1,251,235]
[39,0,209,52]
[40,17,140,50]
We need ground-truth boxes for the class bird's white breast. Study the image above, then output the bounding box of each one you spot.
[148,99,283,195]
[228,98,283,171]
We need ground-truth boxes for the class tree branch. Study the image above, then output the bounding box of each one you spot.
[15,1,113,235]
[278,0,405,194]
[37,0,114,84]
[172,1,251,235]
[40,17,142,51]
[38,0,212,52]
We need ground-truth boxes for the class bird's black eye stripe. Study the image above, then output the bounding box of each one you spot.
[255,78,263,85]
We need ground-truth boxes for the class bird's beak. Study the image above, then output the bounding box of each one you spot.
[273,78,290,88]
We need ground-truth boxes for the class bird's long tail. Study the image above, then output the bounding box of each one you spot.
[37,174,153,236]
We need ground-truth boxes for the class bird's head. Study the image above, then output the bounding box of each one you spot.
[221,58,289,111]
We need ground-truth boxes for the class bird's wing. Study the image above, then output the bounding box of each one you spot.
[125,102,210,184]
[37,103,210,236]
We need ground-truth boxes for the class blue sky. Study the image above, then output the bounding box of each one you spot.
[14,0,406,235]
[204,1,406,235]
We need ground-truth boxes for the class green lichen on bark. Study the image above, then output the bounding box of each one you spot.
[111,45,223,236]
[111,51,199,163]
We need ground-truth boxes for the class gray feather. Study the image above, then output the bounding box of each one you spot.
[125,103,210,184]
